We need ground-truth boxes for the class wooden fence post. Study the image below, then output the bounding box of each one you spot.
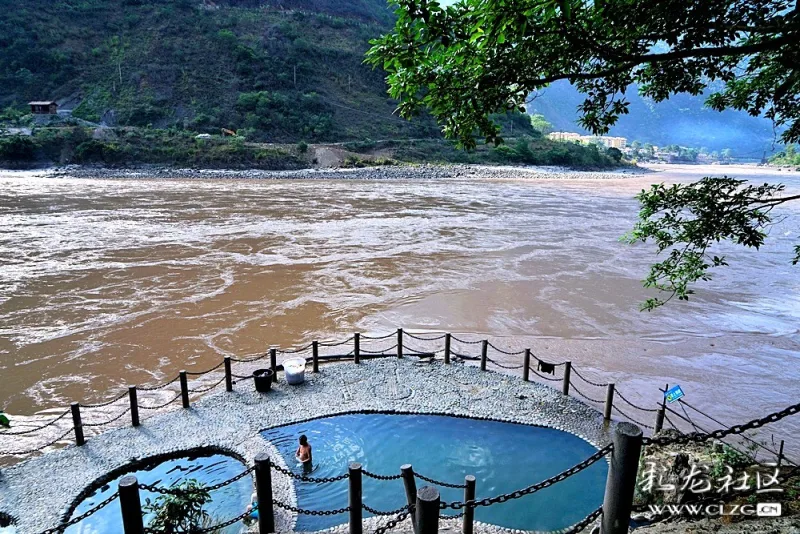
[255,453,275,533]
[654,405,665,433]
[118,475,145,534]
[71,402,84,446]
[462,475,475,534]
[179,371,190,409]
[312,341,319,373]
[401,464,418,534]
[128,386,139,427]
[349,462,363,534]
[604,383,615,422]
[654,383,668,433]
[444,334,451,364]
[601,422,643,534]
[522,349,530,382]
[778,440,785,467]
[397,328,403,358]
[562,361,572,395]
[224,356,233,392]
[270,348,277,382]
[416,486,440,534]
[354,333,360,364]
[480,340,488,371]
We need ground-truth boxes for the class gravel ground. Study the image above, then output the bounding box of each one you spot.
[0,357,612,534]
[43,163,643,181]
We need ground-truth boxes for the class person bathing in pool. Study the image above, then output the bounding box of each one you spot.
[296,434,313,472]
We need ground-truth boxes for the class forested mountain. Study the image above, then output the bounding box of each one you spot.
[529,81,780,157]
[0,0,437,142]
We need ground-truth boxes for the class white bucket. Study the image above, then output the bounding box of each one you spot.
[284,357,307,385]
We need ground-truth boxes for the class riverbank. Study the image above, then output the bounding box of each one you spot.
[42,162,642,181]
[0,128,626,171]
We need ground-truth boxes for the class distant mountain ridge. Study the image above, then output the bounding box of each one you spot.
[529,80,780,157]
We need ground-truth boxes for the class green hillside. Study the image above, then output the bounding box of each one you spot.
[0,0,625,169]
[0,0,437,142]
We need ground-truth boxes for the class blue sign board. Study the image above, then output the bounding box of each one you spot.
[665,385,685,404]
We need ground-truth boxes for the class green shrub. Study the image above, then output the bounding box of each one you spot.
[0,136,36,161]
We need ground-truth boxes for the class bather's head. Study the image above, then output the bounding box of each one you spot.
[299,434,308,446]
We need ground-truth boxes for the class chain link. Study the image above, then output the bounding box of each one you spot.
[401,344,436,356]
[451,351,480,361]
[83,407,132,427]
[405,332,447,341]
[570,367,610,387]
[361,332,396,340]
[38,492,119,534]
[450,335,484,345]
[80,391,129,409]
[0,409,71,436]
[1,427,74,456]
[614,389,658,413]
[138,466,254,495]
[271,462,350,483]
[570,383,606,404]
[273,499,350,515]
[319,336,355,347]
[188,375,226,394]
[231,353,266,363]
[371,507,412,534]
[185,360,225,376]
[487,358,525,370]
[277,343,314,354]
[643,401,800,446]
[442,444,612,510]
[363,470,403,481]
[611,404,655,430]
[361,344,398,354]
[138,392,182,410]
[363,503,410,516]
[561,506,603,534]
[528,365,562,382]
[415,472,467,489]
[486,342,526,356]
[138,375,180,391]
[143,509,252,534]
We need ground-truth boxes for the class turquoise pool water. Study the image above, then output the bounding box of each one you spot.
[66,453,252,534]
[262,413,607,531]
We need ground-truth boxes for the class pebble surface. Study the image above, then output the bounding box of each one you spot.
[0,357,613,534]
[45,163,644,182]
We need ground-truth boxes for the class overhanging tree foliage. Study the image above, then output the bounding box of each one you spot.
[367,0,800,309]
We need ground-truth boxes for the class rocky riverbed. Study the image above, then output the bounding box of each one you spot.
[45,163,643,181]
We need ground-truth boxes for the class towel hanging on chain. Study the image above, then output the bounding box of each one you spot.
[538,361,556,375]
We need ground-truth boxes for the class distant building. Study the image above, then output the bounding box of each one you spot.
[547,131,627,148]
[597,136,627,149]
[548,131,583,142]
[28,101,58,115]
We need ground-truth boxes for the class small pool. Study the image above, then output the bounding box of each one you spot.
[66,453,252,534]
[263,413,607,532]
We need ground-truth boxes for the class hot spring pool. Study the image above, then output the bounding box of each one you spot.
[263,413,607,531]
[65,453,252,534]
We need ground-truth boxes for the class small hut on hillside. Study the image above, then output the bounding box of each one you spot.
[28,101,58,115]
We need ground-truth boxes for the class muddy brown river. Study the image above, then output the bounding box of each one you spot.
[1,164,798,459]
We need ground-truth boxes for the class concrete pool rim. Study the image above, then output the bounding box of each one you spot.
[0,357,615,533]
